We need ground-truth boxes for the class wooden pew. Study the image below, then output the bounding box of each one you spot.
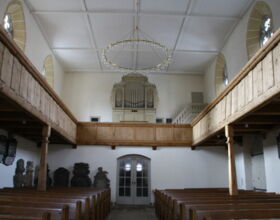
[0,199,80,220]
[1,187,110,219]
[0,187,111,220]
[198,209,280,220]
[187,203,280,220]
[0,213,51,220]
[0,205,68,220]
[177,194,280,220]
[0,194,84,220]
[154,188,280,220]
[0,190,93,219]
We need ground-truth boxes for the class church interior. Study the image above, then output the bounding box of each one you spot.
[0,0,280,219]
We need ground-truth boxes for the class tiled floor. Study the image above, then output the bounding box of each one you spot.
[107,205,158,220]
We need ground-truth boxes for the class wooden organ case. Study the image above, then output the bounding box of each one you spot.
[111,74,158,122]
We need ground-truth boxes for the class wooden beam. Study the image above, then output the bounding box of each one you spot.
[225,125,238,196]
[37,125,51,191]
[235,115,280,125]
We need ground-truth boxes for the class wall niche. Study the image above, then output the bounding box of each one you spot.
[111,74,158,123]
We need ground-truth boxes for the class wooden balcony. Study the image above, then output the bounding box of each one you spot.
[1,22,280,148]
[192,28,280,146]
[0,26,77,144]
[77,122,192,147]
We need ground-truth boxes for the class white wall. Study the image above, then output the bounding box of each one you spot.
[0,129,40,188]
[263,129,280,193]
[243,135,253,190]
[234,143,247,189]
[48,145,228,202]
[0,0,65,96]
[62,72,204,121]
[204,58,216,103]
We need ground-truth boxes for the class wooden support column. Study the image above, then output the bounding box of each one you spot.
[37,125,51,191]
[225,125,238,195]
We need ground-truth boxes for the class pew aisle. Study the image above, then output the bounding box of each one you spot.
[0,187,111,220]
[107,205,157,220]
[154,188,280,220]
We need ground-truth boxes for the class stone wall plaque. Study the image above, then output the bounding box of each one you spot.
[71,163,92,187]
[54,167,70,187]
[93,167,110,189]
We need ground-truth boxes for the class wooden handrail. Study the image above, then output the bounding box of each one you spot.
[0,26,78,123]
[78,122,191,128]
[192,28,280,126]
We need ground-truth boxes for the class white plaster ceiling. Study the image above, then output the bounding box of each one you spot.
[24,0,254,75]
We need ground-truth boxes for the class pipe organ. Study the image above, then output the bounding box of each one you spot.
[112,74,158,122]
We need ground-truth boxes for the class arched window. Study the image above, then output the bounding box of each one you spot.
[3,14,13,37]
[246,1,273,60]
[3,0,26,51]
[259,15,273,47]
[43,55,54,88]
[215,53,228,95]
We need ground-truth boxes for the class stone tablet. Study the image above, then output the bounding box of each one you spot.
[71,163,92,187]
[54,167,70,187]
[13,159,25,188]
[93,167,110,189]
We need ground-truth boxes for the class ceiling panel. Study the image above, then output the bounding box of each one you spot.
[85,0,134,11]
[191,0,251,17]
[24,0,254,74]
[141,0,190,13]
[54,49,100,71]
[168,52,216,72]
[139,15,183,48]
[102,50,134,70]
[36,13,92,48]
[176,16,234,51]
[90,14,134,48]
[27,0,83,11]
[136,51,165,69]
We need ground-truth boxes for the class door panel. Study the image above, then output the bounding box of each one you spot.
[134,157,150,204]
[118,157,133,204]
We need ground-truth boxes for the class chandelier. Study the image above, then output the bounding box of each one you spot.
[102,26,172,74]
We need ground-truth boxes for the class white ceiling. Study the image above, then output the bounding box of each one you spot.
[24,0,254,75]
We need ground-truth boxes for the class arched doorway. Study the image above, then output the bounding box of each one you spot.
[116,154,151,205]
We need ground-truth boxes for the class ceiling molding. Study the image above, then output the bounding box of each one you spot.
[80,0,103,71]
[31,10,239,21]
[53,47,219,55]
[65,68,204,75]
[166,0,194,71]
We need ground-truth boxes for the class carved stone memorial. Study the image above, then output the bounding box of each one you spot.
[71,163,92,187]
[54,167,70,187]
[47,165,52,186]
[13,159,25,188]
[93,167,110,189]
[34,164,52,187]
[24,161,34,187]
